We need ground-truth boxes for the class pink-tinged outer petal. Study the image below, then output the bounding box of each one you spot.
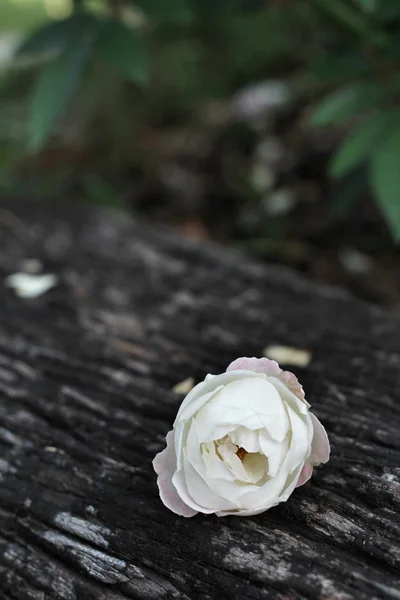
[310,413,330,466]
[227,356,310,407]
[278,370,309,407]
[227,357,281,376]
[295,462,313,488]
[153,431,198,518]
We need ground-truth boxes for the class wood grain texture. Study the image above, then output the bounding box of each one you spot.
[0,202,399,600]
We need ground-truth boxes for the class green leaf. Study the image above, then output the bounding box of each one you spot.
[133,0,194,23]
[29,35,90,150]
[370,126,400,240]
[95,20,148,86]
[17,13,97,59]
[374,0,400,21]
[357,0,377,12]
[311,84,383,127]
[330,112,390,178]
[330,168,366,219]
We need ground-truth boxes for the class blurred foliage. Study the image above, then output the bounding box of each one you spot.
[1,0,400,241]
[308,0,400,240]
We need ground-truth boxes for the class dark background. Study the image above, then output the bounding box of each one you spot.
[1,0,400,308]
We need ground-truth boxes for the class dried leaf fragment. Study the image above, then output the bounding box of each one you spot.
[173,377,195,395]
[263,345,311,368]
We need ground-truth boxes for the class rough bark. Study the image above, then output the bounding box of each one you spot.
[0,202,399,600]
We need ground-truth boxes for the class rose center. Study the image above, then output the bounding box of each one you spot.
[236,447,247,461]
[210,436,269,485]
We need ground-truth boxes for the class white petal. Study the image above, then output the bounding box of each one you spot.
[238,466,289,510]
[229,427,261,453]
[258,430,289,477]
[203,444,269,503]
[172,469,215,514]
[175,370,261,425]
[176,385,223,424]
[279,462,304,501]
[153,432,198,517]
[268,376,308,416]
[203,422,237,442]
[174,419,189,471]
[203,442,235,482]
[207,475,254,507]
[183,453,236,512]
[218,441,250,482]
[228,356,309,406]
[282,404,311,474]
[195,377,289,443]
[185,419,207,475]
[5,273,58,298]
[310,413,330,465]
[201,449,255,505]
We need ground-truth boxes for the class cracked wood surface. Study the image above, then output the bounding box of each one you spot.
[0,202,399,600]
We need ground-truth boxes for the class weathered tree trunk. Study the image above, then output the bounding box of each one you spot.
[0,202,398,600]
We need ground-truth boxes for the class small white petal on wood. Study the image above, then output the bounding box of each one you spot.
[5,273,58,298]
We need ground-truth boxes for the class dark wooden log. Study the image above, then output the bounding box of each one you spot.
[0,201,399,600]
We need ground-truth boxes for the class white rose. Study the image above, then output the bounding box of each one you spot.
[153,357,330,517]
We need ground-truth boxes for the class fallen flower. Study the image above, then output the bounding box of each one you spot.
[153,357,329,517]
